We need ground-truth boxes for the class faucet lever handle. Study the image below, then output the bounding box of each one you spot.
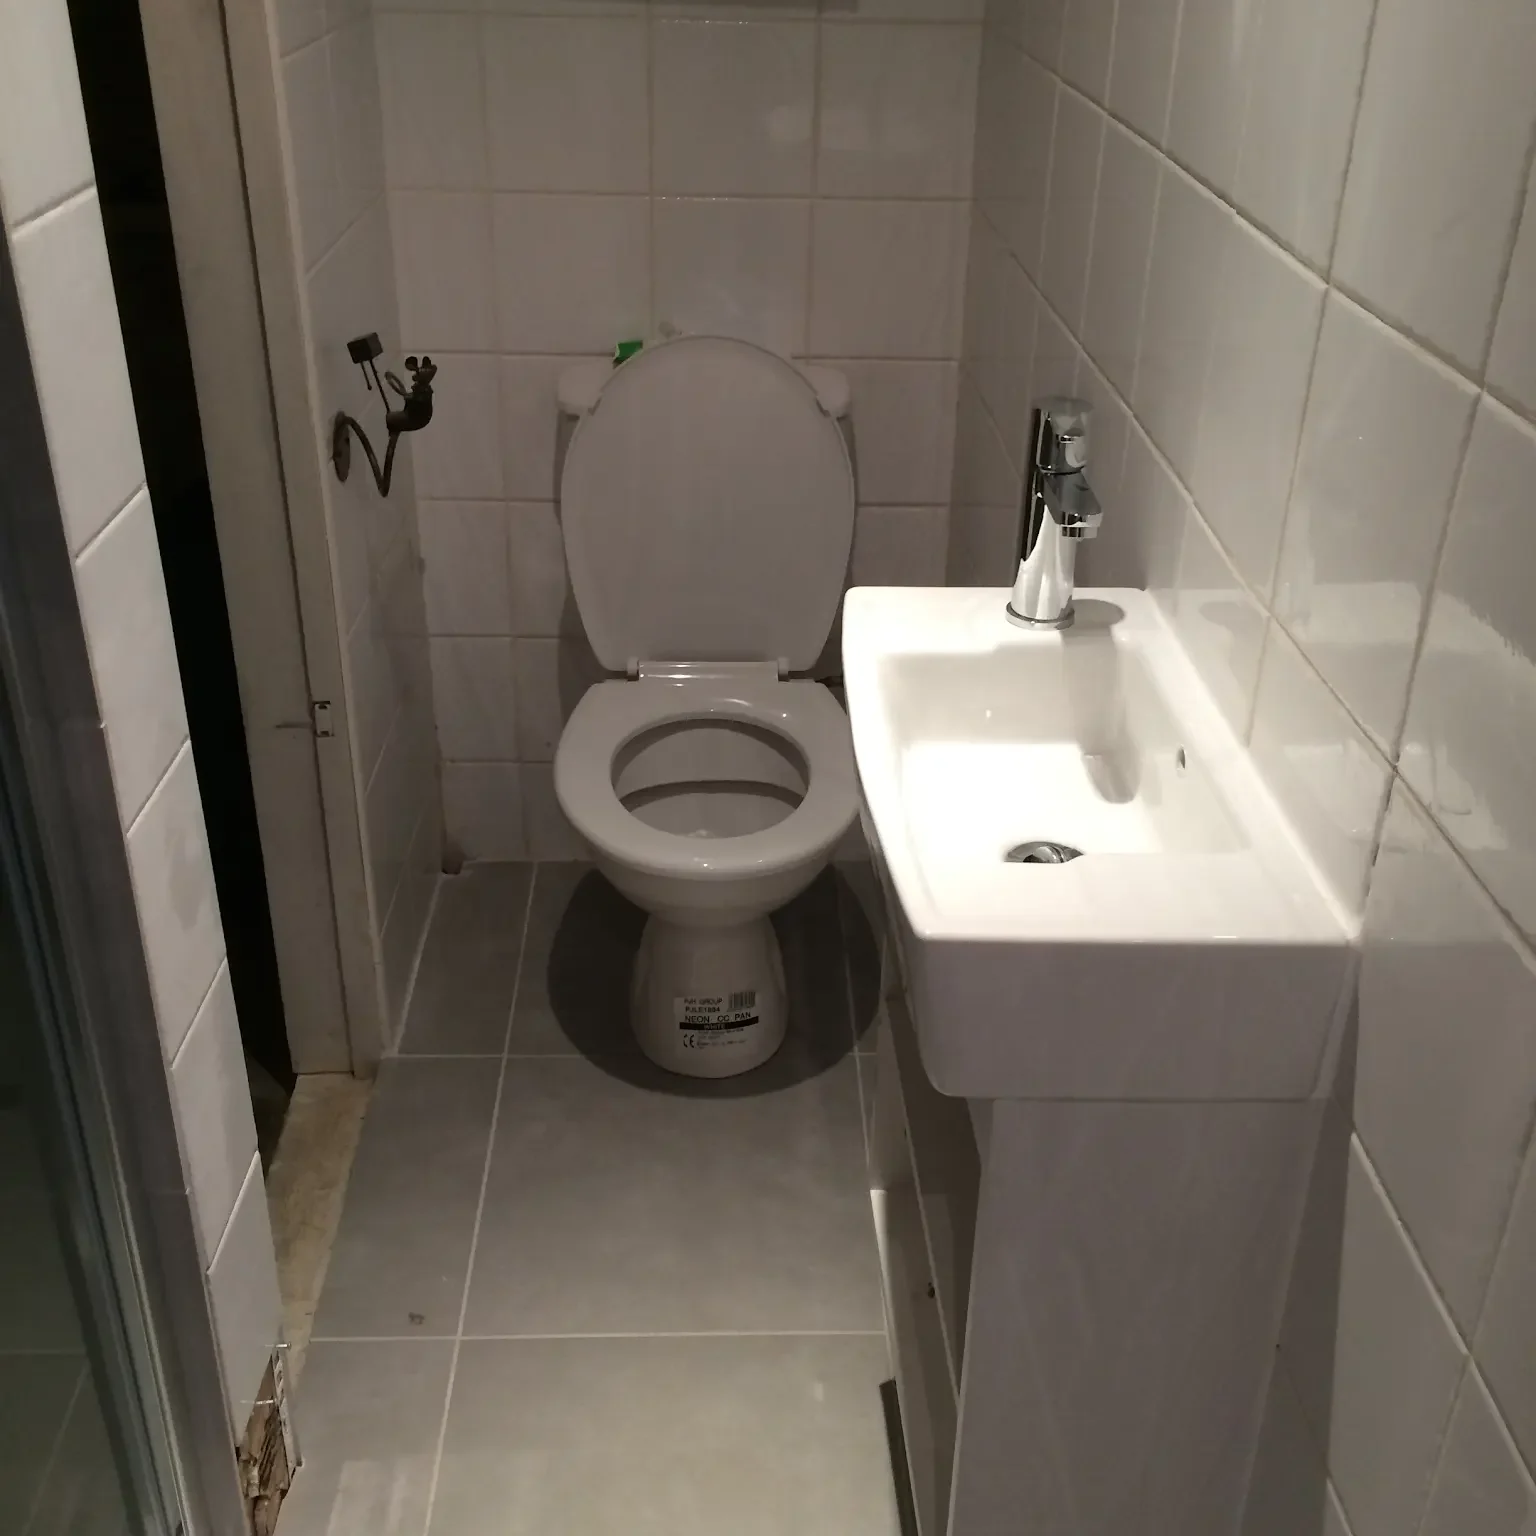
[1034,396,1092,474]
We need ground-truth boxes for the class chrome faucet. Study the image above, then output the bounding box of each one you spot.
[1007,397,1103,629]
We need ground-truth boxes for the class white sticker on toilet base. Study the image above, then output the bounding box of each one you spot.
[676,990,760,1050]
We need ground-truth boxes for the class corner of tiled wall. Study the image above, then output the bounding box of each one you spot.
[954,0,1536,1530]
[371,0,981,860]
[272,0,442,1026]
[0,0,280,1434]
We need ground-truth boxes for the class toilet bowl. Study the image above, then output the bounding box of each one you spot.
[552,336,859,1078]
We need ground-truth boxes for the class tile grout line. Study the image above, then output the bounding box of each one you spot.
[311,1329,890,1345]
[419,866,539,1534]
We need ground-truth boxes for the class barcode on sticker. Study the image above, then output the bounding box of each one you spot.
[728,990,756,1010]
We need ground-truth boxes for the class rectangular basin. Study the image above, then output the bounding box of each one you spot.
[844,587,1353,1101]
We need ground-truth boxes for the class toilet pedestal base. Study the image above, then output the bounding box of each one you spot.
[630,915,787,1078]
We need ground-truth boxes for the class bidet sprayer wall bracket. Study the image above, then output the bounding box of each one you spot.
[330,332,437,497]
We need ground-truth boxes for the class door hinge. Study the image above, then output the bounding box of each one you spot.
[311,700,334,738]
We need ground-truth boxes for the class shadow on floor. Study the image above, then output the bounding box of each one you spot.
[545,865,877,1097]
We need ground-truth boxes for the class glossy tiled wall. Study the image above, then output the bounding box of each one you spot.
[950,1,1536,1531]
[272,0,442,1022]
[0,0,281,1432]
[369,0,981,858]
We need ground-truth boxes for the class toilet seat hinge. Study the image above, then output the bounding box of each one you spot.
[634,659,786,682]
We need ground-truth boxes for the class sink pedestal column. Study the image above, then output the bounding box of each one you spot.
[872,989,1329,1536]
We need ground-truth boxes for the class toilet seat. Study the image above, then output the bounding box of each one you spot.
[555,678,857,881]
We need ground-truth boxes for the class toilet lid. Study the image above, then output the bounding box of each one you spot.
[560,335,856,672]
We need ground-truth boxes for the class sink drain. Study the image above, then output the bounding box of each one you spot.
[1005,840,1084,865]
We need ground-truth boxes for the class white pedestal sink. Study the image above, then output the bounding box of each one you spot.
[843,587,1354,1536]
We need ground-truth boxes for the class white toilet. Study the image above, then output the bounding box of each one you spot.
[552,335,860,1079]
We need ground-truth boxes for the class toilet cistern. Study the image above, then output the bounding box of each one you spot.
[1007,397,1103,629]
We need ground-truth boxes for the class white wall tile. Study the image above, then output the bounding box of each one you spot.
[1158,506,1267,738]
[169,965,258,1265]
[1039,87,1104,332]
[1018,0,1064,67]
[1030,296,1078,404]
[419,501,512,635]
[9,192,146,554]
[1333,0,1536,371]
[1105,0,1180,144]
[851,505,949,584]
[1357,784,1536,1335]
[513,637,564,762]
[492,194,649,353]
[1099,420,1185,592]
[652,21,816,195]
[478,0,644,15]
[443,762,527,860]
[410,353,505,499]
[391,191,495,351]
[73,491,189,826]
[653,198,811,357]
[1290,1140,1466,1536]
[1134,166,1230,487]
[376,14,487,190]
[1165,0,1256,197]
[828,359,958,505]
[502,355,582,504]
[207,1154,283,1431]
[823,0,982,21]
[429,637,519,760]
[1420,1369,1536,1536]
[329,21,384,224]
[973,43,1055,279]
[1060,0,1116,101]
[962,213,1037,467]
[1191,218,1324,594]
[281,40,345,269]
[522,764,586,858]
[0,0,94,228]
[1478,1143,1536,1472]
[486,17,649,193]
[946,372,1022,584]
[1242,1362,1331,1536]
[1400,399,1536,941]
[508,502,574,636]
[816,23,980,198]
[365,714,431,910]
[1274,296,1477,752]
[347,603,395,784]
[1488,161,1536,422]
[273,0,326,54]
[125,747,226,1063]
[1082,121,1159,403]
[809,200,968,358]
[1232,0,1374,267]
[1250,625,1390,919]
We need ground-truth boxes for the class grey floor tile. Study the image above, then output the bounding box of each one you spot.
[506,864,645,1056]
[463,1053,882,1336]
[430,1334,899,1536]
[398,865,534,1055]
[280,1341,454,1536]
[312,1061,499,1338]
